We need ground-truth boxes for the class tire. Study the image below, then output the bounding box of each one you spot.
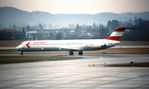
[69,51,74,55]
[20,51,23,55]
[78,51,83,55]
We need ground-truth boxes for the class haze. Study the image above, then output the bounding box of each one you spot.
[0,0,149,14]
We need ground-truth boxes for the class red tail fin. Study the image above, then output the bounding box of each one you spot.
[105,26,127,41]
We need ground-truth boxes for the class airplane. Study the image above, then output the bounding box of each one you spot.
[16,26,130,55]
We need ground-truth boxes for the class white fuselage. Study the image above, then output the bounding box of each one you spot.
[16,39,120,52]
[16,26,127,55]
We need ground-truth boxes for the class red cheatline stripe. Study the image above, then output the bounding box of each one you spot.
[26,42,30,48]
[105,36,121,41]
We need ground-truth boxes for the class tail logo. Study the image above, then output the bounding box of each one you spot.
[26,42,30,48]
[106,26,127,41]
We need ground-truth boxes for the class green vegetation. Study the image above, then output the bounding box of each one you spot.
[0,56,82,64]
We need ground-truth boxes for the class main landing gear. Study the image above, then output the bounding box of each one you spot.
[69,51,83,55]
[78,51,83,55]
[69,51,74,55]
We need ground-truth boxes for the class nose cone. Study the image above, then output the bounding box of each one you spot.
[16,45,22,51]
[16,46,19,49]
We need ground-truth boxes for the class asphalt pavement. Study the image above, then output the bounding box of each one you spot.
[0,54,149,89]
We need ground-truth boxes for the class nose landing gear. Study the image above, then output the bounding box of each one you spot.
[20,51,23,55]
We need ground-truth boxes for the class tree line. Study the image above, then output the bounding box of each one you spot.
[0,18,149,41]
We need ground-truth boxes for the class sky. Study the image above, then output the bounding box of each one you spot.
[0,0,149,14]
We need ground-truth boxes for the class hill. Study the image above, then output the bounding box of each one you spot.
[0,7,149,25]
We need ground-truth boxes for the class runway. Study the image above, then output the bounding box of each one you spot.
[0,54,149,89]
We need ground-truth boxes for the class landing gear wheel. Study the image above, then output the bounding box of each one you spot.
[69,51,74,55]
[78,51,83,55]
[20,51,23,55]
